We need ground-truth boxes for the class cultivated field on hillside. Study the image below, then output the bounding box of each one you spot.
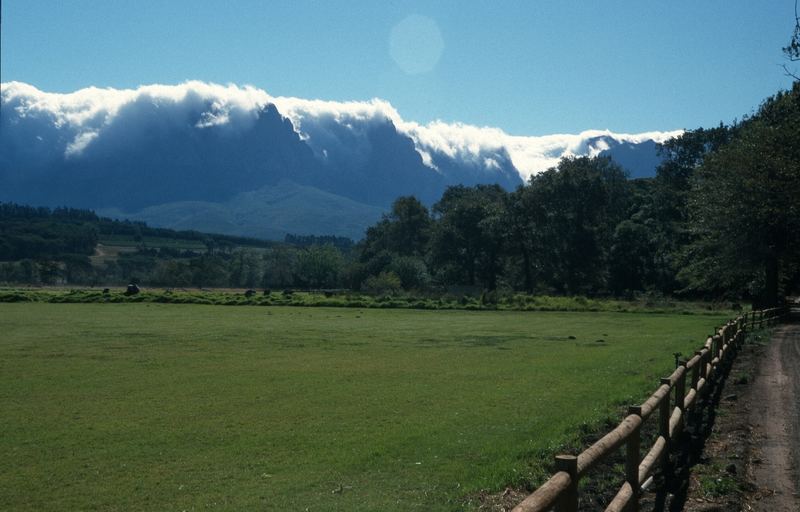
[0,304,726,511]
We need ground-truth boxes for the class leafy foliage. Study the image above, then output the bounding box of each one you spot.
[681,84,800,304]
[430,185,506,290]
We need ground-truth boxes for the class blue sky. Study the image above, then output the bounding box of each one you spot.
[1,0,796,135]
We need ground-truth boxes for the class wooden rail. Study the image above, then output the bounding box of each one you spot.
[512,306,788,512]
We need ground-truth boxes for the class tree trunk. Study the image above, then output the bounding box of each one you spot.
[521,245,533,293]
[763,253,780,307]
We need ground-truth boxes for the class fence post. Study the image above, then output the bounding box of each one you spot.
[555,455,578,512]
[627,406,643,512]
[721,331,729,359]
[719,328,736,360]
[677,360,687,414]
[659,378,673,489]
[711,335,719,361]
[722,326,729,355]
[708,336,725,360]
[694,350,706,384]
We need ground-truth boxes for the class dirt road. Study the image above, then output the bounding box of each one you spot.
[680,311,800,512]
[744,313,800,511]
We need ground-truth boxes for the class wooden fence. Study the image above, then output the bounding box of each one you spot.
[511,306,788,512]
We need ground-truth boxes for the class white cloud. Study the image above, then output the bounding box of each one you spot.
[270,97,683,179]
[272,96,401,127]
[268,95,404,164]
[65,130,99,157]
[1,81,271,158]
[398,122,683,180]
[1,80,683,180]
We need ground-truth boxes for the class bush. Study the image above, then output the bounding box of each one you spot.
[363,272,402,296]
[388,256,430,290]
[480,290,498,306]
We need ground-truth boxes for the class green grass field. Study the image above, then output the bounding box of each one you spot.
[0,304,727,511]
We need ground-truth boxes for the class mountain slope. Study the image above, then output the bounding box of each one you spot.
[98,180,386,240]
[596,138,664,178]
[0,81,678,239]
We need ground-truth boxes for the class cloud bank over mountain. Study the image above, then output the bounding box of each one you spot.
[1,81,682,239]
[270,93,681,181]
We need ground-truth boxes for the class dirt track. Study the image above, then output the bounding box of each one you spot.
[744,315,800,511]
[679,311,800,512]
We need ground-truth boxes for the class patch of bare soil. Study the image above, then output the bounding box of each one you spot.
[471,486,531,512]
[683,316,800,512]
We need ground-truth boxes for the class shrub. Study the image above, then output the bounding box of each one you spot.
[363,272,402,296]
[388,256,430,290]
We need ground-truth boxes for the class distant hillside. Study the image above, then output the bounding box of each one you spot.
[597,138,664,178]
[0,201,276,264]
[0,201,351,288]
[98,180,386,240]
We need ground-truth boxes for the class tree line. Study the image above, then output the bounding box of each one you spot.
[350,83,800,306]
[1,84,798,305]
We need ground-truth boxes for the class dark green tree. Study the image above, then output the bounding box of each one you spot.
[294,245,343,289]
[356,196,433,290]
[360,196,432,260]
[388,255,431,290]
[190,255,230,288]
[524,156,631,294]
[622,126,735,294]
[262,246,297,289]
[681,84,800,305]
[503,186,538,292]
[608,220,654,294]
[429,184,507,290]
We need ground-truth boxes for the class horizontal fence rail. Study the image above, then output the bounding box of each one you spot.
[512,306,788,512]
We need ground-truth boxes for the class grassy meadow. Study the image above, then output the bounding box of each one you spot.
[0,303,727,511]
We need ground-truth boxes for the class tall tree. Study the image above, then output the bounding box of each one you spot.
[294,245,343,289]
[503,186,538,292]
[524,156,631,294]
[360,196,432,260]
[625,126,735,294]
[681,84,800,305]
[430,185,507,290]
[355,196,432,290]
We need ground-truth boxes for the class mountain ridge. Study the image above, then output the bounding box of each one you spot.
[0,81,680,239]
